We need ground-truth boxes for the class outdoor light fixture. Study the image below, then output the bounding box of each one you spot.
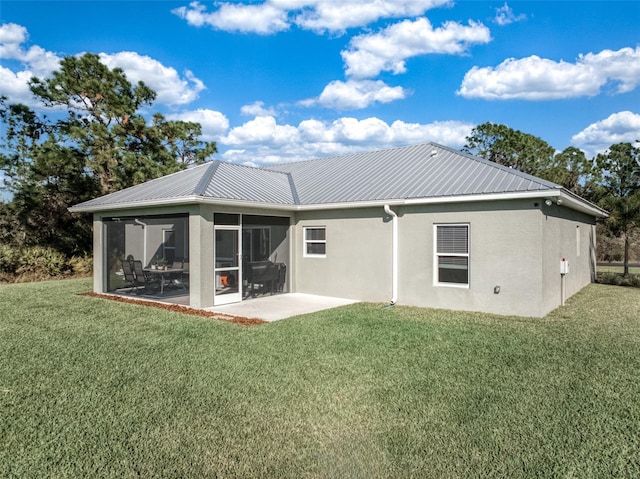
[544,199,553,206]
[557,198,563,205]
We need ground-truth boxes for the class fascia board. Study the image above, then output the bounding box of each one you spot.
[70,190,608,218]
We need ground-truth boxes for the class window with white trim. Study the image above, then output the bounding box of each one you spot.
[162,229,176,262]
[435,224,469,286]
[304,227,326,257]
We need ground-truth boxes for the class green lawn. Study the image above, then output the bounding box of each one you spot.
[1,279,639,478]
[598,264,640,275]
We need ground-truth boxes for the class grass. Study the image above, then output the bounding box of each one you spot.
[1,279,639,478]
[598,264,640,275]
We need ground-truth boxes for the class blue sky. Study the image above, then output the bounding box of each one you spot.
[1,0,639,167]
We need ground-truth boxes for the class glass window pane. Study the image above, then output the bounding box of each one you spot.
[216,271,238,295]
[307,242,326,255]
[164,230,175,247]
[305,228,326,241]
[214,213,240,225]
[215,230,238,267]
[438,256,468,284]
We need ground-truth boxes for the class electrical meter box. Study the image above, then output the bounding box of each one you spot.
[560,258,570,275]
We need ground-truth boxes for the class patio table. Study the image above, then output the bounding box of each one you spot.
[144,268,185,294]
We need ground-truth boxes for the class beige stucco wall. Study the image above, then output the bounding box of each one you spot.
[396,200,545,316]
[93,198,597,317]
[293,208,392,301]
[540,203,597,315]
[292,199,597,317]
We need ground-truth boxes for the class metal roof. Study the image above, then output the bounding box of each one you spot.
[269,143,558,204]
[71,160,293,210]
[70,142,605,216]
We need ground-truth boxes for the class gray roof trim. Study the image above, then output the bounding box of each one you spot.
[287,172,300,205]
[70,187,606,217]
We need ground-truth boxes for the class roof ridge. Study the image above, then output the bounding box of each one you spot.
[215,159,292,177]
[270,142,436,169]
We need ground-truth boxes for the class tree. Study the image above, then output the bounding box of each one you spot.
[595,143,640,276]
[463,122,557,180]
[28,53,216,195]
[552,146,599,200]
[0,53,217,256]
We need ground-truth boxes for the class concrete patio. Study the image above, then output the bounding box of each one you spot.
[207,293,359,322]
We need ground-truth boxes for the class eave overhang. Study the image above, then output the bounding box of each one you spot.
[69,189,608,218]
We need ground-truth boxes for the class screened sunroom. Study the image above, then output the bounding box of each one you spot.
[101,211,290,307]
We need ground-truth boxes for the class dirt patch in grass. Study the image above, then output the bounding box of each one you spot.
[79,292,267,326]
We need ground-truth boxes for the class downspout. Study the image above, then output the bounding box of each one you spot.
[383,205,398,305]
[134,219,148,266]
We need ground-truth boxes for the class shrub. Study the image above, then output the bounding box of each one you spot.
[0,246,92,283]
[597,272,640,288]
[0,245,22,274]
[16,246,69,278]
[68,255,93,276]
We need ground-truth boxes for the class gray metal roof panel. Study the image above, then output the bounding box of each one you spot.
[72,142,563,211]
[271,143,557,204]
[73,162,214,209]
[203,162,294,204]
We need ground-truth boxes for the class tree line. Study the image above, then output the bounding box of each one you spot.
[1,53,639,277]
[464,123,639,275]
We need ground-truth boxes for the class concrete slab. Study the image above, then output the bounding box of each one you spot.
[207,293,359,322]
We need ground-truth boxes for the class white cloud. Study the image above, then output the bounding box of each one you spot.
[0,23,62,105]
[219,115,473,164]
[172,0,452,35]
[342,17,491,78]
[0,23,205,109]
[302,79,407,110]
[172,1,290,34]
[222,115,300,147]
[0,22,28,58]
[166,109,230,141]
[493,3,526,26]
[458,46,640,100]
[293,0,451,34]
[98,52,205,106]
[0,66,35,105]
[571,111,640,155]
[241,101,277,117]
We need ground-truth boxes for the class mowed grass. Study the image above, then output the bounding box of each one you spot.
[1,279,639,478]
[598,264,640,275]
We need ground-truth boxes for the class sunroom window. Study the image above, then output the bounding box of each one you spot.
[435,224,469,286]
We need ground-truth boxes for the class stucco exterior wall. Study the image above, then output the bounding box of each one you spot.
[93,198,597,317]
[396,200,545,317]
[540,203,597,315]
[93,216,104,293]
[292,199,597,317]
[293,208,392,301]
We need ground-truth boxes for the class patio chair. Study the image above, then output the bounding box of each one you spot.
[169,259,187,291]
[133,260,160,293]
[180,259,189,288]
[121,259,143,294]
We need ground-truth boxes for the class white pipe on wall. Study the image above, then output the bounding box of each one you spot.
[383,205,398,305]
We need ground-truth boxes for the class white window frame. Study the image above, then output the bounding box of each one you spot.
[303,226,326,258]
[433,223,470,288]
